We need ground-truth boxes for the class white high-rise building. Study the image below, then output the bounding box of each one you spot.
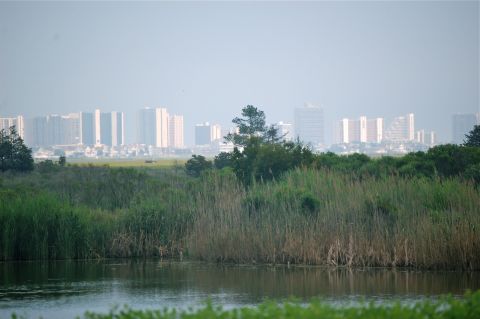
[338,116,383,144]
[168,115,184,148]
[276,122,293,142]
[384,113,415,142]
[211,124,222,141]
[94,109,102,145]
[0,115,25,139]
[367,118,384,143]
[155,108,169,148]
[294,103,324,146]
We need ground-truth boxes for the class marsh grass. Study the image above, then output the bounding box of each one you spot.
[0,166,479,270]
[188,169,480,270]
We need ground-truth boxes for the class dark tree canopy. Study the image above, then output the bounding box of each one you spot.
[225,105,282,146]
[0,126,34,172]
[185,154,212,177]
[464,125,480,147]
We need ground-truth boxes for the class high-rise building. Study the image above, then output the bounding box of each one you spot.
[80,112,95,146]
[194,122,221,146]
[338,116,383,144]
[0,115,25,139]
[366,118,384,143]
[155,108,169,148]
[211,124,222,142]
[111,111,125,147]
[81,110,124,147]
[100,112,112,146]
[452,113,479,144]
[384,113,415,142]
[31,116,48,146]
[195,122,213,146]
[94,109,102,145]
[294,103,324,146]
[62,113,81,145]
[416,130,436,146]
[276,122,293,141]
[168,115,184,148]
[137,107,169,148]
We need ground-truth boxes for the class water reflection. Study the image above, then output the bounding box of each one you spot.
[0,259,479,318]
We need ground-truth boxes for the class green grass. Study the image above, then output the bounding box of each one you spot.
[75,290,480,319]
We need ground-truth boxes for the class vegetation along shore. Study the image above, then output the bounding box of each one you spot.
[1,106,479,270]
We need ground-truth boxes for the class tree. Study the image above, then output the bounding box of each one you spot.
[214,152,233,169]
[225,105,282,146]
[59,155,67,166]
[464,125,480,147]
[0,126,34,172]
[185,155,212,177]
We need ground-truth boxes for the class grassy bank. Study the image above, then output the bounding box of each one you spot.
[0,165,479,269]
[46,290,480,319]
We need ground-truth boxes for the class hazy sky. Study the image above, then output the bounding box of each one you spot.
[0,1,478,145]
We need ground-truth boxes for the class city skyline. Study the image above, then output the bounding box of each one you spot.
[1,1,478,145]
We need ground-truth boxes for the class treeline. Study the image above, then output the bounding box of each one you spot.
[186,140,480,185]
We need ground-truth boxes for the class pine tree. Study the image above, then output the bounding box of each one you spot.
[464,125,480,147]
[0,126,34,172]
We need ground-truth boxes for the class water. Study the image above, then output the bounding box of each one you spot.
[0,259,479,318]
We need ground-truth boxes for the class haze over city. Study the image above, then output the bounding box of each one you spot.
[1,1,478,146]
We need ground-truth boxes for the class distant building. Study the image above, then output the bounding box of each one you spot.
[452,113,479,144]
[276,121,293,142]
[82,110,125,147]
[0,115,25,139]
[137,107,168,148]
[195,122,221,146]
[366,118,384,143]
[80,112,95,146]
[384,113,415,142]
[62,113,81,145]
[294,103,324,146]
[416,129,436,146]
[31,116,48,146]
[111,111,125,147]
[338,116,383,144]
[168,115,184,148]
[211,124,222,142]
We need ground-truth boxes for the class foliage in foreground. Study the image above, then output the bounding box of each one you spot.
[78,290,480,319]
[2,164,479,270]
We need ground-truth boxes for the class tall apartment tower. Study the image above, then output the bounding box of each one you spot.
[367,118,384,143]
[276,121,293,142]
[0,115,25,139]
[62,113,81,145]
[452,113,479,144]
[138,107,169,148]
[195,122,221,146]
[384,113,415,142]
[81,110,124,147]
[168,115,184,149]
[111,111,125,147]
[80,112,95,146]
[294,103,324,146]
[338,116,383,144]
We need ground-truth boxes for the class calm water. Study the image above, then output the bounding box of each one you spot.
[1,259,479,318]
